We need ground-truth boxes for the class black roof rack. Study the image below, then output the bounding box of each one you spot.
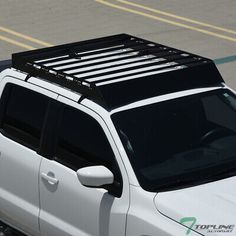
[12,34,224,109]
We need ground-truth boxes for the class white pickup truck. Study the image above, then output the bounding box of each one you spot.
[0,34,236,236]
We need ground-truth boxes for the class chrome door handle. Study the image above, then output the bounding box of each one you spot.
[41,172,59,185]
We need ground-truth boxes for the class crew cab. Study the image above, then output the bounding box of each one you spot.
[0,34,235,236]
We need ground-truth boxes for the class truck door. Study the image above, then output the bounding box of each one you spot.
[39,97,129,236]
[0,78,57,236]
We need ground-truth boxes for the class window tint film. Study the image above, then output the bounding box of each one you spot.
[0,84,50,150]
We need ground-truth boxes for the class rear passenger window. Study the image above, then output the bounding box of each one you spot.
[0,84,50,151]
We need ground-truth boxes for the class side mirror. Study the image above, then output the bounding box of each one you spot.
[77,165,114,188]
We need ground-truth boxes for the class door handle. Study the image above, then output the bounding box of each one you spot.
[41,172,59,185]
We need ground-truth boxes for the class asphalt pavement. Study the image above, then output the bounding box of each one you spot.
[0,0,235,87]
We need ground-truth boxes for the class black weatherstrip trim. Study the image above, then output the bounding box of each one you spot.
[39,100,62,159]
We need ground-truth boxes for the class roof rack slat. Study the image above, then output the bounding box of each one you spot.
[34,36,155,65]
[43,48,135,67]
[90,59,206,85]
[59,48,175,72]
[76,54,196,81]
[70,57,166,78]
[35,44,125,64]
[57,54,156,74]
[50,51,140,70]
[96,66,184,86]
[83,62,178,82]
[65,51,185,75]
[48,44,168,69]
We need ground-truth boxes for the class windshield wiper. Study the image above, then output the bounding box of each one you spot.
[155,164,236,192]
[154,177,201,192]
[204,164,236,181]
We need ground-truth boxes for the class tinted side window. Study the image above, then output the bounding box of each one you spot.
[55,106,116,172]
[55,106,123,196]
[0,84,50,151]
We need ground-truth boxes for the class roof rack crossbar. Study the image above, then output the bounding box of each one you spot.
[55,47,175,73]
[40,44,167,69]
[35,44,125,64]
[75,56,203,81]
[86,57,206,84]
[58,39,160,58]
[60,54,158,75]
[16,34,130,60]
[94,58,209,86]
[65,50,189,76]
[96,66,184,87]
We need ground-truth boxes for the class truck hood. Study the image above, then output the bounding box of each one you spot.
[154,176,236,235]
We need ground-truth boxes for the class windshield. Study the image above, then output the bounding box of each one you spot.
[112,89,236,192]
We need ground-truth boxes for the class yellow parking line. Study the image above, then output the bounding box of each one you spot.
[118,0,236,35]
[0,35,36,50]
[96,0,236,43]
[0,26,52,47]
